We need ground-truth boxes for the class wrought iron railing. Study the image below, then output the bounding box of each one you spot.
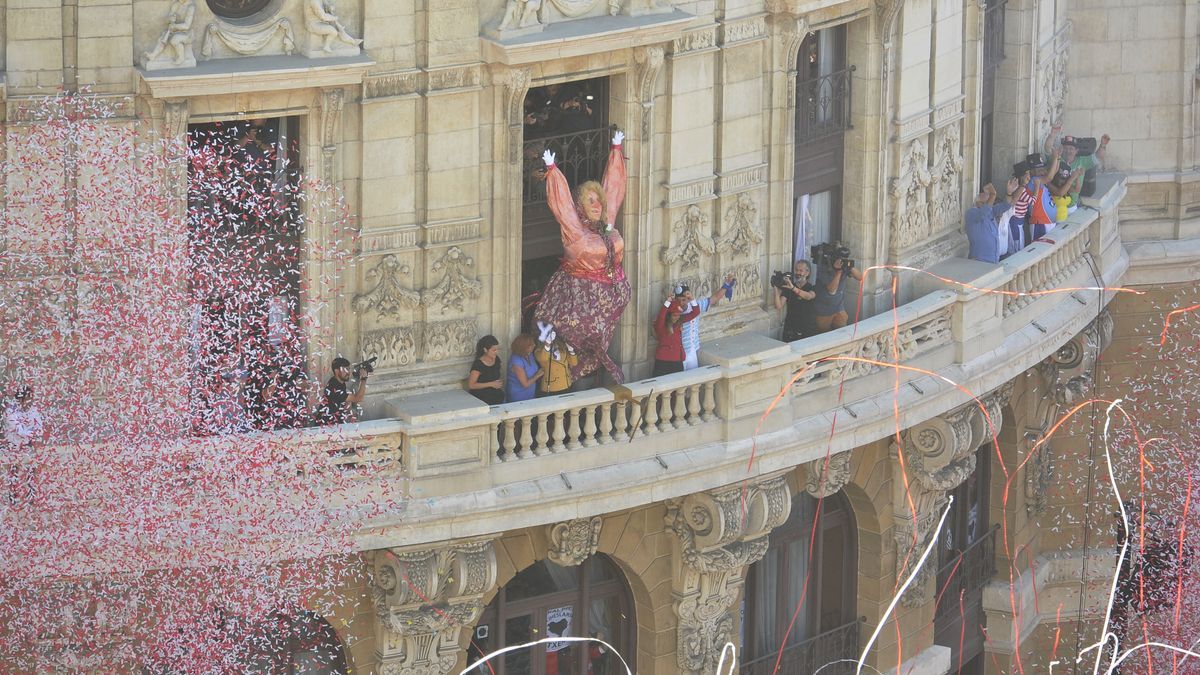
[983,0,1008,76]
[741,617,863,675]
[522,127,610,206]
[795,66,855,146]
[934,524,999,620]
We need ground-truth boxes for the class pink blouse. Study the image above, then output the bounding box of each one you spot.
[545,144,627,280]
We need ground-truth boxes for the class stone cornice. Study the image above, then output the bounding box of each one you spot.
[481,10,695,66]
[138,53,374,99]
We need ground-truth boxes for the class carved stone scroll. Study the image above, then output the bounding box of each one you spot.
[353,255,421,320]
[422,246,483,314]
[661,204,714,270]
[889,136,932,251]
[666,475,791,674]
[715,193,762,258]
[372,540,498,675]
[547,517,603,566]
[804,451,852,498]
[633,46,665,137]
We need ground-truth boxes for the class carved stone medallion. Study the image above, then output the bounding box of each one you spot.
[207,0,271,19]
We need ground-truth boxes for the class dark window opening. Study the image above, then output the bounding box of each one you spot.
[520,77,611,332]
[742,491,859,674]
[187,116,308,435]
[468,555,636,675]
[980,0,1009,185]
[237,610,348,674]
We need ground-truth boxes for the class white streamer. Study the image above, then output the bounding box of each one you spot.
[459,635,632,675]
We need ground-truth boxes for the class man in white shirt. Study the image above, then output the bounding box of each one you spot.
[4,385,44,504]
[676,274,735,370]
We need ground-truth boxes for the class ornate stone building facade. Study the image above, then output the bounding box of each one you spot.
[3,0,1200,673]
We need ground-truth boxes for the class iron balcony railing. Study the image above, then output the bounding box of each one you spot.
[935,524,1000,620]
[741,617,864,675]
[522,127,611,206]
[795,66,855,146]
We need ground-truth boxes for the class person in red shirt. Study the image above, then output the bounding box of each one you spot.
[652,295,700,376]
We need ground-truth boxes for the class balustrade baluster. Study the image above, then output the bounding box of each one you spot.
[671,389,687,429]
[701,382,716,421]
[565,408,581,450]
[535,413,550,456]
[518,416,534,459]
[686,384,701,425]
[549,411,567,452]
[581,405,598,447]
[641,395,659,435]
[597,403,613,445]
[501,419,517,461]
[613,400,630,442]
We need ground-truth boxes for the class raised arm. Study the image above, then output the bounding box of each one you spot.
[602,131,627,222]
[543,149,586,244]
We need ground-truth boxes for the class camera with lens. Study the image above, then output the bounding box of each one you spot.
[770,270,794,289]
[354,356,378,375]
[810,242,855,271]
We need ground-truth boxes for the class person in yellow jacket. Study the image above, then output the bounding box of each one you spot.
[535,321,579,396]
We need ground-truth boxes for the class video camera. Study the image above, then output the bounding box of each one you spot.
[770,270,793,289]
[811,242,855,271]
[353,356,378,375]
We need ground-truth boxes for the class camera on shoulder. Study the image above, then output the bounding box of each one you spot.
[354,356,378,375]
[810,242,855,271]
[770,270,794,289]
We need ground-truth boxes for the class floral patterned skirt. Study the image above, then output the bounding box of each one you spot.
[534,268,631,383]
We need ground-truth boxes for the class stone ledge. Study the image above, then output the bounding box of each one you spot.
[137,53,375,98]
[481,10,696,65]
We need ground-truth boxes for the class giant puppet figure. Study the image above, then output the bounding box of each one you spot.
[534,130,631,383]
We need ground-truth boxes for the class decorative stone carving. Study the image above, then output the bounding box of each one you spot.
[661,204,714,270]
[891,485,948,608]
[667,475,791,674]
[721,262,761,302]
[372,541,498,675]
[889,136,933,251]
[494,0,543,35]
[804,451,853,497]
[1037,46,1070,140]
[422,319,477,362]
[200,17,296,59]
[422,246,483,314]
[547,516,602,566]
[540,0,610,21]
[1038,311,1113,405]
[302,0,363,57]
[318,87,345,180]
[634,46,665,137]
[497,67,533,162]
[143,0,196,70]
[929,123,964,233]
[1023,425,1054,518]
[716,193,762,257]
[361,327,417,370]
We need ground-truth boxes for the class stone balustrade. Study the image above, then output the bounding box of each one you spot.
[325,178,1128,548]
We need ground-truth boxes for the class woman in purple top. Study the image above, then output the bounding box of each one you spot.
[506,334,543,402]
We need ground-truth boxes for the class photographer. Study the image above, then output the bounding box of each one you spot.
[773,260,817,342]
[320,357,369,425]
[812,246,864,333]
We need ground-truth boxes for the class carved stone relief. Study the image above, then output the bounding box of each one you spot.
[200,16,296,59]
[804,451,852,498]
[422,246,483,314]
[1037,46,1070,141]
[634,46,665,137]
[547,516,603,566]
[666,475,791,674]
[929,124,964,234]
[889,136,933,251]
[423,319,477,362]
[1037,310,1113,405]
[353,255,421,320]
[716,193,763,258]
[661,204,714,270]
[372,541,498,675]
[891,485,948,608]
[360,327,417,370]
[302,0,363,57]
[721,262,761,303]
[143,0,197,70]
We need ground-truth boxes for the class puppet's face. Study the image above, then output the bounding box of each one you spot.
[582,189,603,222]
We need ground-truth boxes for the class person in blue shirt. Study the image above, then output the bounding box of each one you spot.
[965,179,1017,264]
[505,334,543,402]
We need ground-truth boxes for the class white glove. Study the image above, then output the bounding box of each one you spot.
[542,149,555,167]
[663,299,673,308]
[612,130,624,146]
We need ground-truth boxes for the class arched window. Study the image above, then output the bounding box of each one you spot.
[468,555,635,675]
[742,491,858,674]
[239,610,348,674]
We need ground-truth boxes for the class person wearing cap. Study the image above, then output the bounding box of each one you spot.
[675,274,734,370]
[1022,149,1062,242]
[774,259,817,342]
[652,293,701,377]
[4,385,45,504]
[1044,122,1110,202]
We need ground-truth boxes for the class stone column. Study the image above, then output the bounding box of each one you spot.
[665,474,791,674]
[492,66,532,338]
[891,382,1011,607]
[372,539,498,675]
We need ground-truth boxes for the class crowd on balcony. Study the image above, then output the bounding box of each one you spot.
[965,123,1109,265]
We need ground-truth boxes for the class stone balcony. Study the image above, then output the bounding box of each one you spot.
[316,176,1129,550]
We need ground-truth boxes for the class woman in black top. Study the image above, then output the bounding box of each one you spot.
[467,335,505,405]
